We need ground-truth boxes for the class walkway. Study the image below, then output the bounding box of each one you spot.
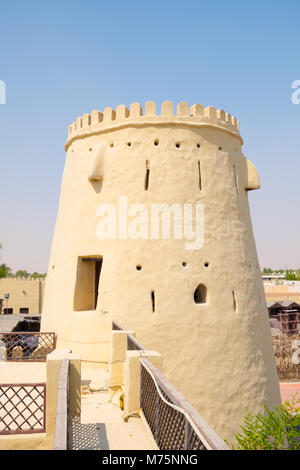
[68,366,155,450]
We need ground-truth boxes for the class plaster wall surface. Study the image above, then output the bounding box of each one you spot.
[42,101,281,442]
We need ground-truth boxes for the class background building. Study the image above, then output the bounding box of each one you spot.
[264,280,300,302]
[0,278,45,315]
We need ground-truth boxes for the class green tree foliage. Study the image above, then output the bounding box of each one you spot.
[285,270,300,281]
[31,272,46,279]
[233,398,300,450]
[262,267,273,274]
[0,264,11,278]
[15,270,30,278]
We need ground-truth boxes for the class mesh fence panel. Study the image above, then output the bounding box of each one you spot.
[0,332,56,361]
[140,363,207,450]
[0,383,46,434]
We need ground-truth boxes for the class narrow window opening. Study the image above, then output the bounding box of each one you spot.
[4,308,13,315]
[232,291,237,312]
[194,284,207,304]
[233,165,239,194]
[20,308,29,314]
[198,160,202,190]
[145,160,150,190]
[151,291,155,312]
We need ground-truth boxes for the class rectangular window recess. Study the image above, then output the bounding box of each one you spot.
[73,256,103,311]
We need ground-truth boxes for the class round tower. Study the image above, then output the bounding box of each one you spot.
[42,101,281,442]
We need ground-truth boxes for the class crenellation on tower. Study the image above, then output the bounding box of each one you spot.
[66,101,241,150]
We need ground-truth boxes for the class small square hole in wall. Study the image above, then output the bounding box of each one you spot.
[73,256,103,311]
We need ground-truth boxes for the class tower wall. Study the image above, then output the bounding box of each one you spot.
[42,101,281,442]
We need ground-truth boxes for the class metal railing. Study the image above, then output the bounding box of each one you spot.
[0,383,46,435]
[0,332,56,361]
[127,334,145,352]
[140,357,229,450]
[53,358,70,450]
[112,321,229,450]
[112,322,122,331]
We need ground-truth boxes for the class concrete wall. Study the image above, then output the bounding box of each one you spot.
[0,278,45,315]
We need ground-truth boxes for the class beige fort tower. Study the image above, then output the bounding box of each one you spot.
[42,101,281,442]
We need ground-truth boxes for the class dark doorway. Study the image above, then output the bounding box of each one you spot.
[74,256,103,311]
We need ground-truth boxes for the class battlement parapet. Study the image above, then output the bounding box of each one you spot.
[65,101,242,150]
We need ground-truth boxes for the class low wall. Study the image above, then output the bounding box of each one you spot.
[266,293,300,303]
[0,349,81,450]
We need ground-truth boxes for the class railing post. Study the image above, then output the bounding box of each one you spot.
[108,330,134,389]
[53,358,69,450]
[124,350,162,417]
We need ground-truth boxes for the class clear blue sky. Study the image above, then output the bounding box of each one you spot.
[0,0,299,272]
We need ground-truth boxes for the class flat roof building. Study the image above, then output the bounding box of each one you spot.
[0,278,45,315]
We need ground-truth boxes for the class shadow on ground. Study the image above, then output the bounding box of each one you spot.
[68,416,109,450]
